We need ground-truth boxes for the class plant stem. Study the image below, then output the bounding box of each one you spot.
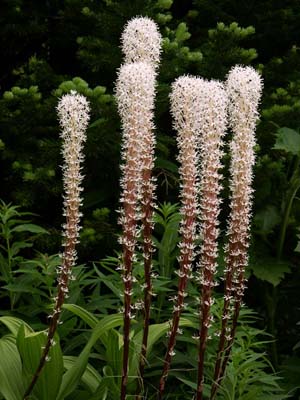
[138,167,155,388]
[120,147,140,400]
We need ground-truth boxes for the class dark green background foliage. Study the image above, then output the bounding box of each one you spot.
[0,0,300,396]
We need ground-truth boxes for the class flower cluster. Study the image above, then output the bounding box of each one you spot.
[116,59,157,399]
[121,16,162,67]
[225,65,263,329]
[23,91,90,399]
[196,79,227,400]
[58,91,90,282]
[159,76,203,395]
[115,61,156,299]
[117,18,162,399]
[211,66,262,400]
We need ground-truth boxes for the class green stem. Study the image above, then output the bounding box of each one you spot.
[277,188,300,260]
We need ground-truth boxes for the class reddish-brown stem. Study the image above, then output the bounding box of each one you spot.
[24,211,76,399]
[121,242,135,400]
[159,173,196,398]
[138,168,154,386]
[218,268,245,385]
[121,141,140,400]
[210,201,247,400]
[196,193,218,400]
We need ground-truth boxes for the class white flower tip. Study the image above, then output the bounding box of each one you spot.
[57,91,90,135]
[121,16,162,66]
[226,65,263,105]
[115,62,156,118]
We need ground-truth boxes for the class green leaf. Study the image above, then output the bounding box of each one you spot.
[57,314,123,400]
[254,206,281,235]
[0,316,33,336]
[0,335,24,400]
[133,317,196,361]
[63,304,98,328]
[11,224,49,235]
[17,325,63,400]
[10,241,33,256]
[250,260,291,286]
[63,356,102,393]
[273,127,300,155]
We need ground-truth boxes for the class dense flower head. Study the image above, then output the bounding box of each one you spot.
[115,60,158,400]
[159,75,202,395]
[197,79,227,272]
[226,65,263,132]
[57,91,90,266]
[170,75,203,134]
[225,65,263,321]
[170,75,203,268]
[115,62,156,147]
[57,90,90,141]
[121,16,162,67]
[115,60,156,271]
[225,66,263,253]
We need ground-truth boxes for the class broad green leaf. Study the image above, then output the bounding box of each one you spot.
[104,329,122,378]
[63,356,101,393]
[254,205,281,235]
[273,127,300,155]
[0,251,10,281]
[0,316,33,336]
[57,314,123,400]
[133,317,196,365]
[17,325,63,400]
[63,304,98,328]
[155,157,178,173]
[88,380,108,400]
[11,241,33,256]
[0,335,24,400]
[11,224,49,235]
[102,365,120,398]
[250,260,291,286]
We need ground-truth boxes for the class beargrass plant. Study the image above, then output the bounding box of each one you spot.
[0,16,275,400]
[211,66,263,400]
[24,91,90,398]
[116,17,161,398]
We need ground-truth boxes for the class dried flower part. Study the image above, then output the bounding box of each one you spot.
[121,16,162,67]
[159,76,203,397]
[211,66,262,400]
[196,80,227,400]
[23,91,89,399]
[115,61,156,400]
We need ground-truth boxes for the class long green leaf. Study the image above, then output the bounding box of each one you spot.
[63,356,102,393]
[11,224,49,235]
[134,317,196,357]
[17,325,63,400]
[0,316,33,336]
[0,335,24,400]
[63,303,98,328]
[57,314,123,400]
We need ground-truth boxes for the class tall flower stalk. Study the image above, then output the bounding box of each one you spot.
[159,76,202,398]
[120,16,161,390]
[115,62,156,400]
[196,80,228,400]
[211,66,263,400]
[24,91,89,399]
